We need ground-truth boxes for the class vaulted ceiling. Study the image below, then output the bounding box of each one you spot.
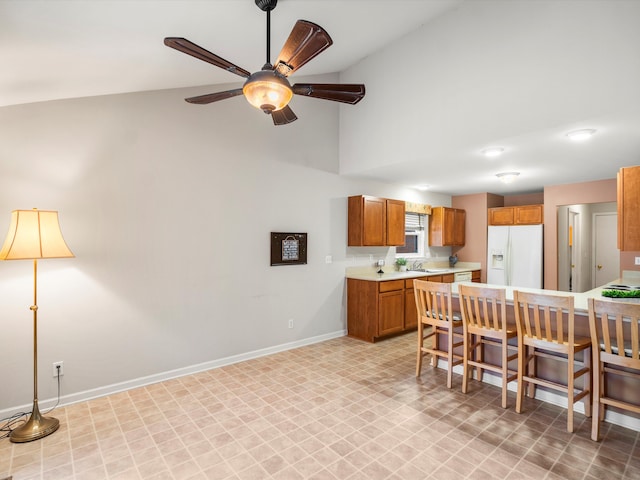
[2,0,639,196]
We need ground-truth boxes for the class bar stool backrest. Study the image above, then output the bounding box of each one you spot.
[459,284,508,332]
[414,280,454,321]
[588,298,640,368]
[514,291,575,346]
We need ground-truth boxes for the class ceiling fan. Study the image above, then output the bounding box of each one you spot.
[164,0,365,126]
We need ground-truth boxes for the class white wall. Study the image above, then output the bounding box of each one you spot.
[339,0,640,187]
[0,74,450,413]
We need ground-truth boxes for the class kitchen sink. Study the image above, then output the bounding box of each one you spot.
[409,268,449,273]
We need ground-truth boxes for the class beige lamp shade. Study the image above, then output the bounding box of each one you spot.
[0,209,74,260]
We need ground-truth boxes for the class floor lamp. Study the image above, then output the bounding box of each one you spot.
[0,209,74,443]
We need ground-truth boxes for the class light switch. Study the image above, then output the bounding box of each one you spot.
[635,257,640,266]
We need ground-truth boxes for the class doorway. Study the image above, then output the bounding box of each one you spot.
[593,212,620,287]
[557,202,617,293]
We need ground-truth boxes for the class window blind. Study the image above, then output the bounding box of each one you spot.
[405,212,425,231]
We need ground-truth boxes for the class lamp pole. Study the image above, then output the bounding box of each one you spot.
[10,258,60,443]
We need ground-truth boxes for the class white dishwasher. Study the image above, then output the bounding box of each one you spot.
[453,271,473,283]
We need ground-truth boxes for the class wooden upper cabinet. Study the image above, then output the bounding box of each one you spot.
[488,206,515,225]
[515,205,543,224]
[429,206,465,246]
[348,195,405,246]
[451,209,466,245]
[488,205,543,225]
[618,166,640,251]
[386,199,406,246]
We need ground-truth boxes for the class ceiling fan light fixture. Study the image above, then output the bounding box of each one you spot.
[496,172,520,184]
[566,128,596,141]
[243,69,293,113]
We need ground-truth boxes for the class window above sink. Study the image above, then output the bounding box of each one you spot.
[396,212,427,258]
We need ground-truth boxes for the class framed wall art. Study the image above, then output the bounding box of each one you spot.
[270,232,307,266]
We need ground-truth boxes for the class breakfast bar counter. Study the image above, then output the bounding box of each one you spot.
[346,268,640,432]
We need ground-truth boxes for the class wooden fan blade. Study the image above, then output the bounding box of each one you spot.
[164,37,251,78]
[185,88,244,104]
[292,84,366,105]
[273,20,332,77]
[271,106,298,125]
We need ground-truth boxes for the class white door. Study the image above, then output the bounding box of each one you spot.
[594,213,619,287]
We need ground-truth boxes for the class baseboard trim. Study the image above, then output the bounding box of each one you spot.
[0,329,347,419]
[449,363,640,433]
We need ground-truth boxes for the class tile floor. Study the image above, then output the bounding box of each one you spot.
[1,333,639,480]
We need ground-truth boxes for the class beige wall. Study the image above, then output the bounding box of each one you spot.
[452,193,490,282]
[504,192,544,207]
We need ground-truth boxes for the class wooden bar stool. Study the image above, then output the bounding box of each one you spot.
[513,290,591,432]
[458,284,518,408]
[588,297,640,441]
[413,279,464,388]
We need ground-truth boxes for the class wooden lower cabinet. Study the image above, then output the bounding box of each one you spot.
[404,279,418,330]
[379,288,404,337]
[472,269,481,282]
[378,280,405,337]
[348,275,454,342]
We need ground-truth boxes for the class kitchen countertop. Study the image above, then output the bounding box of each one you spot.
[345,262,481,282]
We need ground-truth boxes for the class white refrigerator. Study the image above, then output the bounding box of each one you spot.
[487,225,543,288]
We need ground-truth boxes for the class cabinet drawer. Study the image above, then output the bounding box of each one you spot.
[379,280,404,292]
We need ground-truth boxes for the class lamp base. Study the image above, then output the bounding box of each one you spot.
[10,401,59,443]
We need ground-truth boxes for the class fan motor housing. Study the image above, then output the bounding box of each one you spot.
[255,0,277,12]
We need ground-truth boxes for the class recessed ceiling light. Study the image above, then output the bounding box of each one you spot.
[414,185,430,191]
[496,172,520,184]
[481,147,505,158]
[566,129,596,141]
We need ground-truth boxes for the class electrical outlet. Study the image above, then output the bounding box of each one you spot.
[288,319,294,329]
[52,361,64,377]
[635,257,640,266]
[377,259,385,267]
[325,255,332,264]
